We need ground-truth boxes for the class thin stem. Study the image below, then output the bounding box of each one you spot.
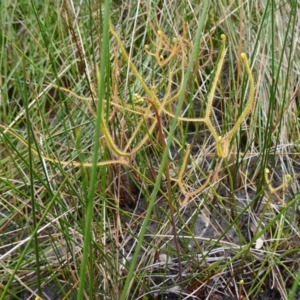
[146,97,183,280]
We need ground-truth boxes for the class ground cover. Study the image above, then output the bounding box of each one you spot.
[0,0,300,299]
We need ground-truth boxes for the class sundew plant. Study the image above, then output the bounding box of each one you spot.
[0,0,299,299]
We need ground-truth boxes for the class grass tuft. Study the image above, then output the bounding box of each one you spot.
[0,0,299,299]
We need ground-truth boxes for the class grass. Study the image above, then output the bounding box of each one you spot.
[0,0,299,299]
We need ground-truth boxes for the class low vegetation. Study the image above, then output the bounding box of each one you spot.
[0,0,299,299]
